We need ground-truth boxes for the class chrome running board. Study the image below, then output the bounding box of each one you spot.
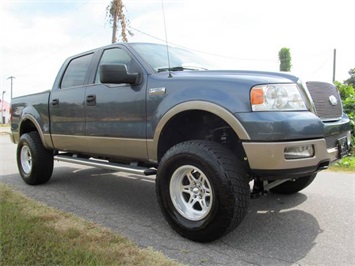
[54,155,157,176]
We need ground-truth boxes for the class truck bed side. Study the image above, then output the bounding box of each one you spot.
[10,90,53,149]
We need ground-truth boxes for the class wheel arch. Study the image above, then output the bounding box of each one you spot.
[148,101,250,162]
[18,114,49,148]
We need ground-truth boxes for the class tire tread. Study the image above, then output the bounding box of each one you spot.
[156,140,250,242]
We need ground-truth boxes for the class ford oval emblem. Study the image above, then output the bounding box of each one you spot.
[329,95,338,106]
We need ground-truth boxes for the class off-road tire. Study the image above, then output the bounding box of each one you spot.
[156,140,250,242]
[270,174,317,194]
[17,131,54,185]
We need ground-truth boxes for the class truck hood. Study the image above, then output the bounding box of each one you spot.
[165,70,300,86]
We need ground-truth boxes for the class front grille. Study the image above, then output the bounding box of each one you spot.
[306,81,342,121]
[325,132,348,149]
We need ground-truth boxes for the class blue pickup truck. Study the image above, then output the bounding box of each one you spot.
[10,42,351,242]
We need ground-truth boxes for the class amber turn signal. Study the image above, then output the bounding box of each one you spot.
[251,88,264,105]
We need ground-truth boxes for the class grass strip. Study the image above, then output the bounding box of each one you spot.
[329,155,355,171]
[0,184,180,266]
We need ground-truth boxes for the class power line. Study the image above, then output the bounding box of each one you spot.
[128,26,276,62]
[311,54,332,77]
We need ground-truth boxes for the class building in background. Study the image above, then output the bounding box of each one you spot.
[1,100,10,124]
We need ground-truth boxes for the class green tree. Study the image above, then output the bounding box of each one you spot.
[344,68,355,88]
[334,81,355,152]
[107,0,133,43]
[278,48,292,72]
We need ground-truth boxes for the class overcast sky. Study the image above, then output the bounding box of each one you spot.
[1,0,354,100]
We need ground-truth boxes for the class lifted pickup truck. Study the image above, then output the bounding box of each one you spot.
[11,42,351,242]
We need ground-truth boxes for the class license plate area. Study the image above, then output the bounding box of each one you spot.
[337,137,349,159]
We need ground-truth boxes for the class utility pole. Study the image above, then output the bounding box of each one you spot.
[332,49,336,82]
[7,76,15,99]
[111,7,118,44]
[1,91,5,125]
[107,0,131,44]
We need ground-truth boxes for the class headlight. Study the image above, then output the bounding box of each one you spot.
[251,84,307,111]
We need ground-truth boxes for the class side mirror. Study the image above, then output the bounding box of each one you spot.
[100,64,141,85]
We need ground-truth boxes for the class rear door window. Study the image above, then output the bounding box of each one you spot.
[61,53,93,89]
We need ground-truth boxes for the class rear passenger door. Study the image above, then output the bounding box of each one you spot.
[49,53,93,153]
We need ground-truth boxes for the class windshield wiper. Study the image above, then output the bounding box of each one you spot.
[157,66,207,73]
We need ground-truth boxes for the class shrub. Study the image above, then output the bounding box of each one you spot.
[334,81,355,153]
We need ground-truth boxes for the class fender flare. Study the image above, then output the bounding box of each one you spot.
[19,114,51,149]
[147,101,250,162]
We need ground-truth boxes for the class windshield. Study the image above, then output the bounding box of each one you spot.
[130,43,216,73]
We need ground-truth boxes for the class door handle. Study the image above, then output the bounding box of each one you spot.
[52,99,59,107]
[86,95,96,106]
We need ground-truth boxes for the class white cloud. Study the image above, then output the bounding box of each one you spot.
[0,1,112,99]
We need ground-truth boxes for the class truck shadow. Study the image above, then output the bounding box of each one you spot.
[221,193,321,264]
[1,166,321,265]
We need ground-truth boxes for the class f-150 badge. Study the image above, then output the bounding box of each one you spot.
[149,87,166,95]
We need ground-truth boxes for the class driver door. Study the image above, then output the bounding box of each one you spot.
[84,47,147,160]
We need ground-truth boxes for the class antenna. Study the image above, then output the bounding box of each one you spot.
[161,0,172,78]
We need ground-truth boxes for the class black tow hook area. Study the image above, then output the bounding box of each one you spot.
[251,179,268,199]
[250,179,289,199]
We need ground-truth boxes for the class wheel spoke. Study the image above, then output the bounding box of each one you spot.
[187,195,198,206]
[186,171,197,184]
[199,198,209,211]
[197,174,205,183]
[182,185,191,192]
[204,186,211,195]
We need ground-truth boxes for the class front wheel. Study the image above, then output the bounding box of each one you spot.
[270,174,317,194]
[156,140,250,242]
[17,132,54,185]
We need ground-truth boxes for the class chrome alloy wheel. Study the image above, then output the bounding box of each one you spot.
[169,165,213,221]
[20,145,32,174]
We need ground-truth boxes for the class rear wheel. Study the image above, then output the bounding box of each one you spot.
[270,174,317,194]
[156,140,250,242]
[17,132,54,185]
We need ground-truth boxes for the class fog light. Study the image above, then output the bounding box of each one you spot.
[284,145,314,159]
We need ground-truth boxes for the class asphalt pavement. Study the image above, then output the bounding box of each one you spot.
[1,130,354,265]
